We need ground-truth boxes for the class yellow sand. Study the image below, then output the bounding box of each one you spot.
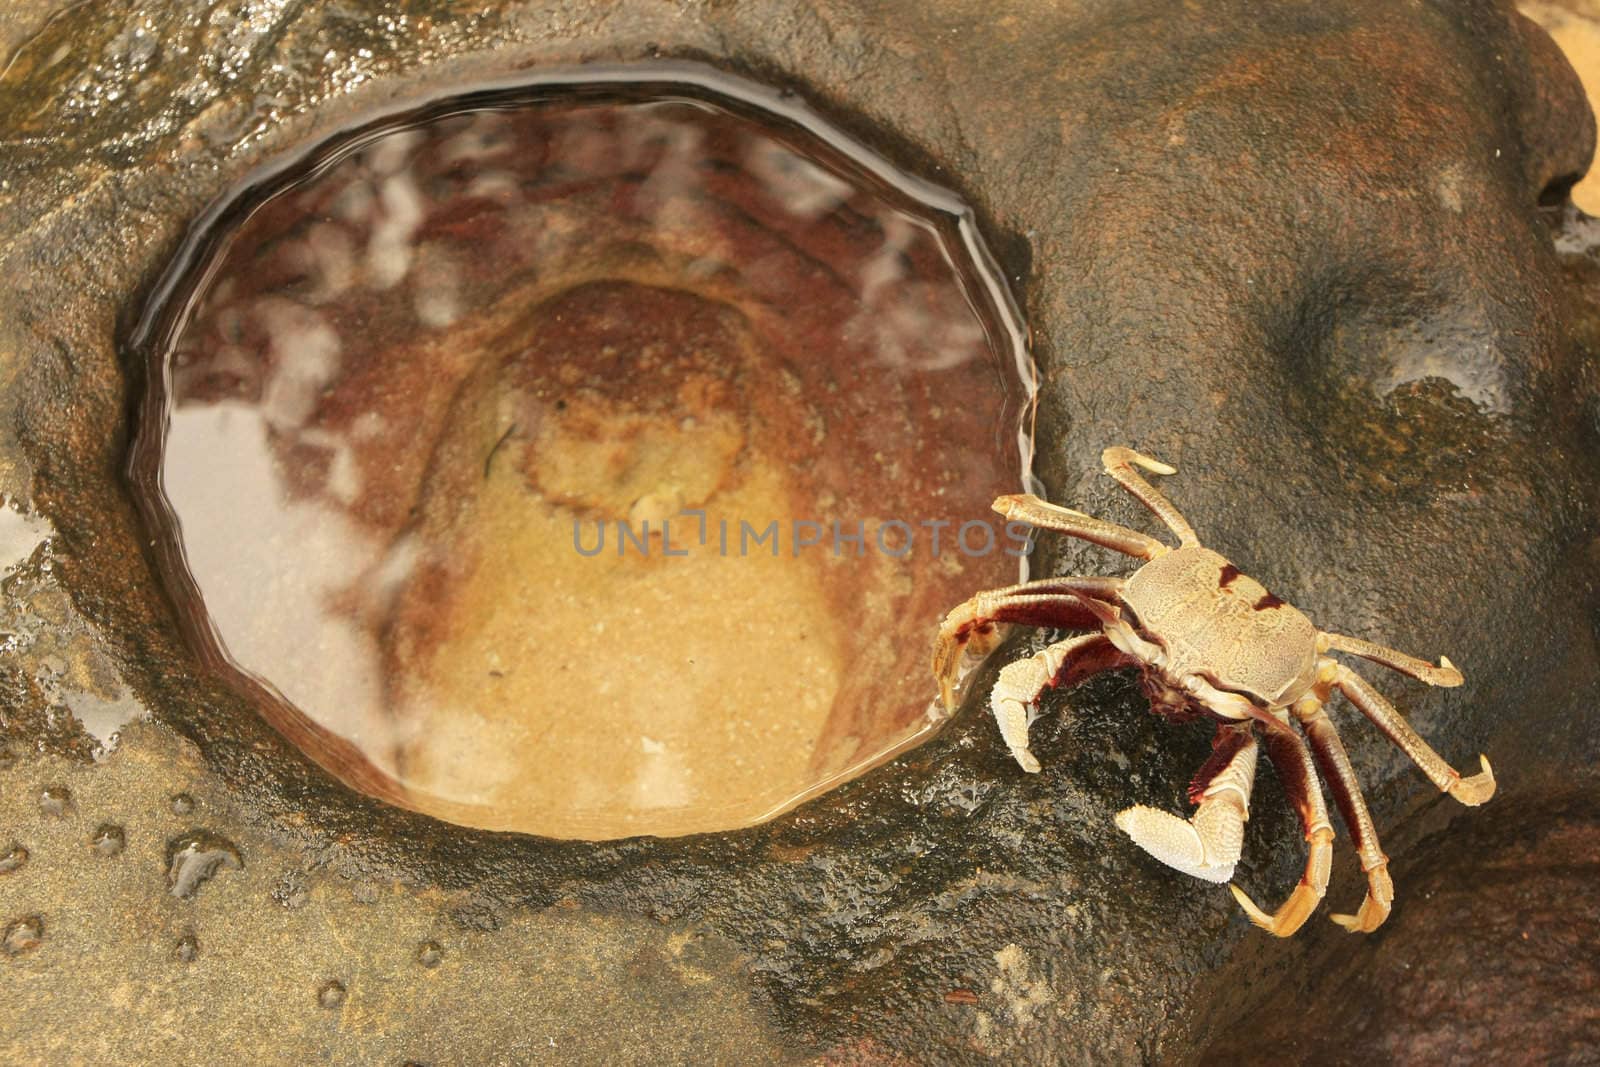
[392,411,852,838]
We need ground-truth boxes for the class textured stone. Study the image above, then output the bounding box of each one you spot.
[2,1,1597,1062]
[1202,773,1600,1064]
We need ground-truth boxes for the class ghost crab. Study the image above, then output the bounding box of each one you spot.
[933,446,1496,936]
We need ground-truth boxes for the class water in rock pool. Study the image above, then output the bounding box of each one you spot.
[127,70,1034,838]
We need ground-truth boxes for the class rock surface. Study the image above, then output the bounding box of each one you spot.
[1202,768,1600,1063]
[2,1,1598,1063]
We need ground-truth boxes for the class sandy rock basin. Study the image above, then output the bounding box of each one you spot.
[126,87,1031,838]
[3,1,1600,1063]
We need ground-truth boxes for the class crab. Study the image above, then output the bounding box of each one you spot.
[933,446,1496,936]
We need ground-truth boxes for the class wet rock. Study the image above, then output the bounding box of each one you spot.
[164,830,243,900]
[1201,775,1600,1064]
[3,915,43,957]
[90,823,124,858]
[36,785,72,818]
[317,979,347,1009]
[1,0,1596,1063]
[0,727,791,1064]
[270,870,310,911]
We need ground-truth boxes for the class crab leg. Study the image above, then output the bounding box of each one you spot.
[1116,722,1256,883]
[1319,631,1463,688]
[1292,689,1393,933]
[932,578,1123,708]
[991,495,1170,559]
[1334,665,1496,805]
[990,632,1133,771]
[1227,713,1335,938]
[1101,446,1200,547]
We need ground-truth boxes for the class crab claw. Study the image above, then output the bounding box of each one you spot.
[932,612,1004,712]
[1007,745,1042,774]
[1434,655,1464,688]
[1447,754,1496,806]
[1114,803,1242,884]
